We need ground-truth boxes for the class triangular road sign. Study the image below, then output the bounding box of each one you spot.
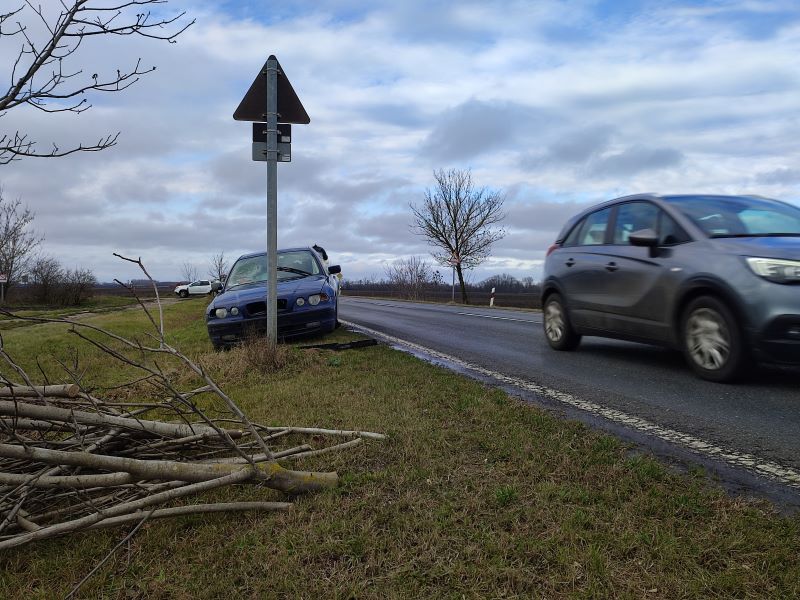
[233,55,310,124]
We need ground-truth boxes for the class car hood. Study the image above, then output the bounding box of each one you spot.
[209,276,327,308]
[712,236,800,260]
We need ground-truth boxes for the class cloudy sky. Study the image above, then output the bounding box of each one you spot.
[2,0,799,284]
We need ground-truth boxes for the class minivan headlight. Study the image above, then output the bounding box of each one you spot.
[746,257,800,284]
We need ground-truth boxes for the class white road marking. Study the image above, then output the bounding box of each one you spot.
[341,319,800,490]
[455,311,541,324]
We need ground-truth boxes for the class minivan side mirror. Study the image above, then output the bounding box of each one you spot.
[328,265,341,274]
[211,281,223,293]
[629,229,659,247]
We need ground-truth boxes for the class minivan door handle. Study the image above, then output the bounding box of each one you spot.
[565,258,576,267]
[605,261,618,272]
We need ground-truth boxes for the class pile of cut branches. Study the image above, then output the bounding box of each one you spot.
[0,256,384,552]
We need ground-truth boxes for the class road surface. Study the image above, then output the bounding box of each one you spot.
[339,296,800,506]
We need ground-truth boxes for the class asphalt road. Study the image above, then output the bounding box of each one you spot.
[339,296,800,501]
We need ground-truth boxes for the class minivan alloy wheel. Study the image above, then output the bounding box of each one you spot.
[542,293,581,351]
[544,302,565,343]
[685,308,730,370]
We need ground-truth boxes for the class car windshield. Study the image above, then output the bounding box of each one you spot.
[663,195,800,238]
[226,250,320,289]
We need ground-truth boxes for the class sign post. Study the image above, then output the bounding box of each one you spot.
[234,55,309,346]
[265,57,278,346]
[0,273,7,305]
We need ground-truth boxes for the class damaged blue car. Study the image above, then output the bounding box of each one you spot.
[206,247,341,349]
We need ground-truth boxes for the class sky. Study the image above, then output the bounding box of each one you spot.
[1,0,799,284]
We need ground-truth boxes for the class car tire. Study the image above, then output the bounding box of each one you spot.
[681,296,749,382]
[179,290,188,298]
[543,293,581,351]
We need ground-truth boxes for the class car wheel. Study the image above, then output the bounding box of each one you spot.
[681,296,749,382]
[543,293,581,351]
[334,302,341,329]
[179,290,188,298]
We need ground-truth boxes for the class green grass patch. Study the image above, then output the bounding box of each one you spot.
[0,300,798,598]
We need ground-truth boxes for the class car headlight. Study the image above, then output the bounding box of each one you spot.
[215,308,228,319]
[296,297,305,306]
[230,307,239,316]
[308,294,320,306]
[746,257,800,284]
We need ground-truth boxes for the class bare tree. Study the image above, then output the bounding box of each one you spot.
[27,256,96,306]
[181,262,198,283]
[0,188,42,293]
[411,169,506,303]
[0,1,194,164]
[384,256,438,301]
[28,254,63,303]
[208,251,228,282]
[63,266,97,305]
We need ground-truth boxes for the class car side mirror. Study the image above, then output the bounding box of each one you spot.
[211,282,223,293]
[629,228,661,257]
[629,229,659,247]
[328,265,341,274]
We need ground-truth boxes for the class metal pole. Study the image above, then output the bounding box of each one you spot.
[265,58,278,346]
[0,283,4,305]
[451,266,455,302]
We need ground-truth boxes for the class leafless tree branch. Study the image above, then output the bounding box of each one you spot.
[0,1,194,163]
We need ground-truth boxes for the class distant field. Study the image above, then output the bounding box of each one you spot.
[0,298,798,599]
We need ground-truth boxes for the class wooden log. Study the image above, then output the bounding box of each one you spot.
[0,385,80,398]
[0,443,338,493]
[0,469,254,550]
[0,471,135,488]
[0,401,243,439]
[88,502,292,530]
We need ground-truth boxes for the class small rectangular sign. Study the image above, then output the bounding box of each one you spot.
[252,142,291,162]
[252,123,291,143]
[0,274,7,283]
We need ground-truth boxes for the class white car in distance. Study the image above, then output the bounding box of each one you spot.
[174,279,214,298]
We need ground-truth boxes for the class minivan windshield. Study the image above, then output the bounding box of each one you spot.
[663,195,800,238]
[226,250,321,289]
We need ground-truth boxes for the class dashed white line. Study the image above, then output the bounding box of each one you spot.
[455,311,540,324]
[341,319,800,490]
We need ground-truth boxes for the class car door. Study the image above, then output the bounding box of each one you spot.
[596,202,691,341]
[553,206,614,329]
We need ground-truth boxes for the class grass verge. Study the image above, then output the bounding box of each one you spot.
[0,298,798,599]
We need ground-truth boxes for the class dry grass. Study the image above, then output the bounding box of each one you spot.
[0,300,798,599]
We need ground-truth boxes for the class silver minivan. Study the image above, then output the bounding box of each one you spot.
[541,194,800,382]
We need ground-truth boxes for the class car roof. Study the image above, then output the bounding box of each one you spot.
[554,193,781,242]
[236,247,317,260]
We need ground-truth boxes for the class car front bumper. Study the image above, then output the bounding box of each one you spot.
[207,306,336,346]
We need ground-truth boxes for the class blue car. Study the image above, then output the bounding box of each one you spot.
[206,247,341,348]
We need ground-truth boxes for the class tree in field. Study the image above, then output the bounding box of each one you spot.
[0,1,193,164]
[411,168,506,303]
[181,262,198,283]
[384,256,440,301]
[29,255,96,305]
[208,251,228,282]
[0,188,42,293]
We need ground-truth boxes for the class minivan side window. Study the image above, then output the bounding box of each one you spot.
[577,207,612,245]
[612,202,659,244]
[658,212,692,245]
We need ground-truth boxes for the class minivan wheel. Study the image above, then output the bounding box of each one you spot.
[681,296,748,382]
[179,290,188,298]
[543,293,581,351]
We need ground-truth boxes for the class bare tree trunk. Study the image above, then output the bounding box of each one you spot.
[456,264,469,304]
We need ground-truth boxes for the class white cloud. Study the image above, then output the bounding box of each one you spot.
[1,0,799,283]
